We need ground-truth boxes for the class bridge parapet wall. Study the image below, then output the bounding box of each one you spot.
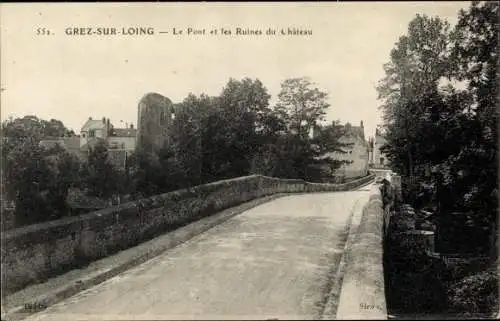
[1,174,374,295]
[334,173,402,319]
[335,184,388,319]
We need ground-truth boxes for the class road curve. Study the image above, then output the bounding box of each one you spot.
[25,184,373,321]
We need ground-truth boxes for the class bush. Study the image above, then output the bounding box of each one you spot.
[447,266,499,315]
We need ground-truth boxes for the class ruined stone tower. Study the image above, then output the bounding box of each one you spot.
[136,92,175,154]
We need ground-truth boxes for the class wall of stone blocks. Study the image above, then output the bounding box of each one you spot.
[1,174,374,295]
[336,187,387,319]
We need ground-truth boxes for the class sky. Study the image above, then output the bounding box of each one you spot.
[1,2,470,139]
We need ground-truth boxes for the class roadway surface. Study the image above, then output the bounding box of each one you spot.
[25,183,374,321]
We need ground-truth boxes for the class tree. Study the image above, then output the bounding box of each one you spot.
[309,122,353,174]
[377,2,498,255]
[275,77,330,139]
[1,116,80,227]
[2,141,81,226]
[171,94,212,186]
[249,112,288,176]
[446,1,498,240]
[1,116,75,146]
[128,139,185,197]
[156,143,186,192]
[2,115,43,139]
[172,78,272,182]
[216,78,272,179]
[128,142,160,198]
[44,118,76,137]
[377,14,451,178]
[271,77,332,179]
[81,140,124,199]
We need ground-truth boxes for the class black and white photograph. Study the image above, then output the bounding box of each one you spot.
[0,2,498,320]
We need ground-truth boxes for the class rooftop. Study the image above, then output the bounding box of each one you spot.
[110,128,137,137]
[39,136,80,150]
[81,119,106,131]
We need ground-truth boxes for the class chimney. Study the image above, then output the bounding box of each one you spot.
[89,117,92,120]
[130,124,134,129]
[102,117,106,124]
[360,120,364,128]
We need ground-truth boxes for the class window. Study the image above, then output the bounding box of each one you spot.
[160,112,165,125]
[160,111,169,125]
[380,157,384,165]
[88,130,95,137]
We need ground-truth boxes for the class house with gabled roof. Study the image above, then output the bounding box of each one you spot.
[80,117,110,149]
[79,116,137,170]
[319,121,370,179]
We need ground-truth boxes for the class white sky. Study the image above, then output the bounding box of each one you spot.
[0,2,469,139]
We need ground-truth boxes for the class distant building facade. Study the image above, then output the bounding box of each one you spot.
[107,126,137,151]
[318,121,369,179]
[78,116,137,170]
[332,121,369,178]
[372,126,389,169]
[367,136,374,167]
[39,136,82,159]
[137,92,175,154]
[80,117,110,150]
[107,125,137,170]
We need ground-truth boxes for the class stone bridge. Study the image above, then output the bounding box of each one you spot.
[2,172,393,320]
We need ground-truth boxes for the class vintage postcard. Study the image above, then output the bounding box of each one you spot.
[1,2,497,320]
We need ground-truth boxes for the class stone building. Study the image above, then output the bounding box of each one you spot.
[80,117,110,150]
[107,126,137,151]
[317,121,369,179]
[137,92,176,154]
[332,121,370,178]
[79,117,137,170]
[107,125,137,170]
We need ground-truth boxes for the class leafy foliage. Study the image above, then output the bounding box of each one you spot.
[275,77,330,138]
[380,2,498,315]
[1,118,80,226]
[80,140,126,199]
[446,265,498,314]
[2,77,350,228]
[377,2,498,250]
[267,77,343,180]
[2,115,75,143]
